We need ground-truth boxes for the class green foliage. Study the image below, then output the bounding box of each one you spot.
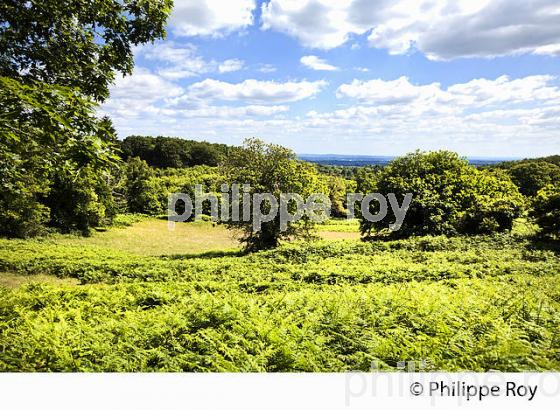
[221,138,328,251]
[323,175,357,217]
[45,166,118,234]
[507,161,560,197]
[315,164,369,179]
[0,230,559,371]
[496,155,560,169]
[0,1,173,236]
[359,151,524,238]
[120,136,233,168]
[112,213,150,227]
[152,166,225,216]
[123,157,161,215]
[0,77,120,236]
[531,185,560,238]
[0,0,172,101]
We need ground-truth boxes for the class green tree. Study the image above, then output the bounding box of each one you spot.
[460,169,526,235]
[120,135,230,168]
[221,139,327,251]
[124,157,161,214]
[359,151,524,238]
[507,161,560,196]
[189,142,221,166]
[531,185,560,238]
[0,77,120,236]
[46,166,118,233]
[0,0,172,236]
[1,0,172,101]
[325,175,357,217]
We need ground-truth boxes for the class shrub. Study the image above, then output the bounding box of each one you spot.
[359,151,524,238]
[45,166,117,234]
[507,161,560,196]
[531,185,560,238]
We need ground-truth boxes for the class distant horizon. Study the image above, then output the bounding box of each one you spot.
[298,153,525,160]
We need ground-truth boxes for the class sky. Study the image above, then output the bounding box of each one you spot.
[101,0,560,157]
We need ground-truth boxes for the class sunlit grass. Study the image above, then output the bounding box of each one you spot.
[51,218,242,256]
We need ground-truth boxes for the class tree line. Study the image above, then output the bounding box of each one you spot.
[119,136,235,168]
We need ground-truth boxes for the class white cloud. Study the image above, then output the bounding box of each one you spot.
[261,0,560,59]
[218,59,245,73]
[104,69,560,157]
[171,0,256,37]
[336,75,560,109]
[534,44,560,56]
[178,105,290,118]
[135,42,244,79]
[185,78,328,103]
[261,0,369,49]
[336,77,443,106]
[257,64,277,73]
[446,75,560,106]
[300,55,338,71]
[108,68,183,102]
[103,69,291,123]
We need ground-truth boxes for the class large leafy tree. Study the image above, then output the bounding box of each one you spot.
[221,139,328,251]
[358,151,524,238]
[0,0,172,236]
[1,0,172,101]
[0,77,120,236]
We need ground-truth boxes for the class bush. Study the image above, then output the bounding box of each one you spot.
[359,151,524,238]
[507,161,560,196]
[46,164,119,234]
[324,175,357,217]
[531,185,560,238]
[0,233,559,371]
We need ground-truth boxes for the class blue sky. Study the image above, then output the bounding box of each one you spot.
[102,0,560,157]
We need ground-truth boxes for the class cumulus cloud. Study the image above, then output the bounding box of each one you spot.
[300,55,338,71]
[261,0,369,49]
[336,75,560,109]
[135,42,244,79]
[218,59,245,73]
[178,105,290,118]
[261,0,560,59]
[257,64,277,73]
[185,78,328,103]
[337,77,443,106]
[108,68,183,102]
[301,74,560,152]
[170,0,256,37]
[102,69,292,123]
